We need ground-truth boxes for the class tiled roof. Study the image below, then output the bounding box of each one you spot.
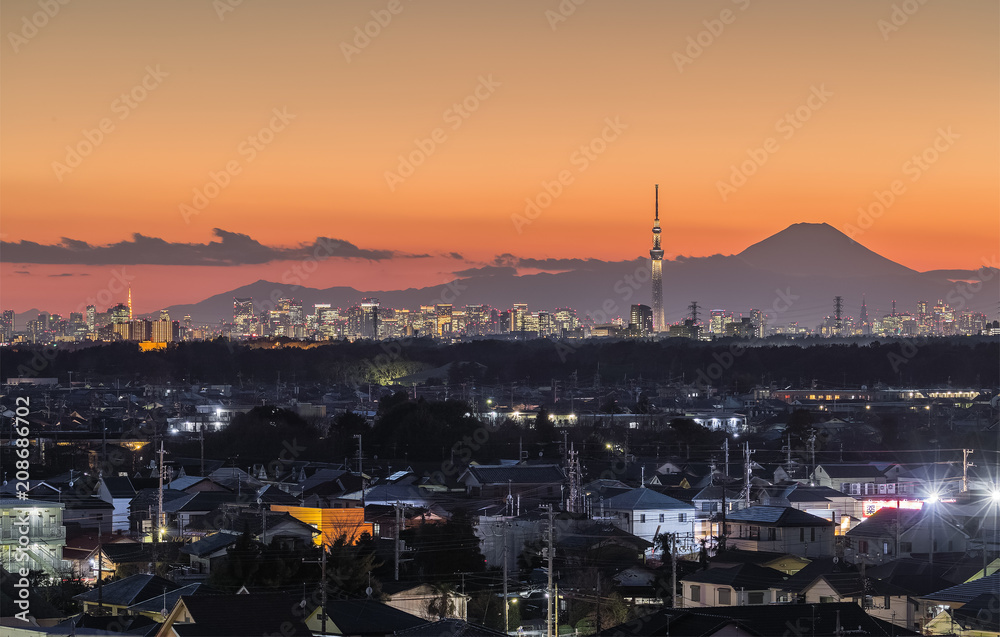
[845,507,921,538]
[173,592,313,636]
[726,505,834,526]
[127,582,219,613]
[682,563,787,589]
[603,487,692,511]
[75,573,178,606]
[816,464,887,478]
[179,532,239,557]
[464,464,565,485]
[323,598,426,634]
[922,573,1000,604]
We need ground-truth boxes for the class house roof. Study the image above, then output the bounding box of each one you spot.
[162,491,242,513]
[682,563,787,589]
[395,618,507,636]
[603,487,691,511]
[179,532,239,557]
[725,505,834,527]
[951,592,1000,631]
[75,573,179,606]
[171,592,313,636]
[709,549,801,568]
[600,601,917,636]
[463,464,565,485]
[845,507,921,538]
[922,573,1000,604]
[816,464,886,479]
[323,598,426,634]
[127,582,219,613]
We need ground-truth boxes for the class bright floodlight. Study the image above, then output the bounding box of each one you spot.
[991,488,1000,503]
[926,492,940,504]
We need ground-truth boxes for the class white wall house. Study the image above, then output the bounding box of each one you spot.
[601,486,698,555]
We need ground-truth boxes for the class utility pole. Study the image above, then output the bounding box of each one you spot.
[962,449,974,492]
[354,434,365,509]
[502,518,509,633]
[198,429,205,476]
[671,533,678,608]
[723,438,729,478]
[546,504,554,637]
[157,441,165,542]
[303,546,328,635]
[394,502,401,581]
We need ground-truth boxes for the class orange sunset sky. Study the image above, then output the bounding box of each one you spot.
[1,0,997,315]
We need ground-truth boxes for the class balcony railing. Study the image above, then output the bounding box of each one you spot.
[0,527,66,541]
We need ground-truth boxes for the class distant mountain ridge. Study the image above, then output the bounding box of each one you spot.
[14,224,998,329]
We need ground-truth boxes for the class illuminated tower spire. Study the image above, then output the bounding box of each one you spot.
[128,285,133,320]
[650,184,665,332]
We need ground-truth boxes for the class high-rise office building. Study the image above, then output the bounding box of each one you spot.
[111,303,130,324]
[436,303,452,336]
[234,297,255,335]
[360,298,380,339]
[650,185,665,332]
[0,310,13,342]
[86,305,96,331]
[630,304,653,336]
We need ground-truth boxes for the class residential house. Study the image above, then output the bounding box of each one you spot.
[381,582,470,621]
[75,572,178,616]
[681,563,788,608]
[709,549,810,575]
[919,573,1000,636]
[845,506,969,565]
[0,496,66,576]
[457,464,566,501]
[155,591,314,636]
[723,506,836,557]
[810,464,888,492]
[97,477,159,532]
[601,486,697,554]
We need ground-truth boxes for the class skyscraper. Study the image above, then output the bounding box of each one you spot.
[0,310,13,342]
[650,184,665,332]
[361,298,380,339]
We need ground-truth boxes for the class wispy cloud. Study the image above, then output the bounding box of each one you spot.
[1,229,414,266]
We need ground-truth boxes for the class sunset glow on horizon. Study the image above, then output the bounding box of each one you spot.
[2,0,997,314]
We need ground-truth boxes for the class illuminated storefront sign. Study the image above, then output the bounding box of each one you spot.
[862,499,923,517]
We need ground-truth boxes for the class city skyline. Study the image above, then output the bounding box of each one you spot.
[2,1,998,315]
